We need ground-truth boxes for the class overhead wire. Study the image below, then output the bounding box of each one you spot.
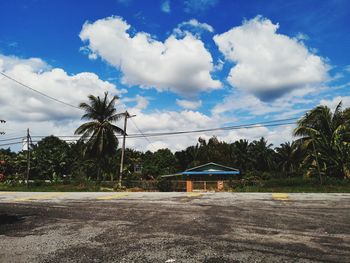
[0,71,302,149]
[0,121,296,148]
[116,101,158,151]
[1,71,159,148]
[0,71,82,110]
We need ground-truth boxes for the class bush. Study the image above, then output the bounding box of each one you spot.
[157,178,172,192]
[0,173,5,182]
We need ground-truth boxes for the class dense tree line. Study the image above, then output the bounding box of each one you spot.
[0,97,349,184]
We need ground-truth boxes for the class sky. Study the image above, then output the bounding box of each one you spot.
[0,0,349,152]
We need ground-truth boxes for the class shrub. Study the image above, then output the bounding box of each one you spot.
[0,173,5,182]
[157,178,172,192]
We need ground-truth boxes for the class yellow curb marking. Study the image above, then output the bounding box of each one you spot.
[0,192,17,195]
[180,192,203,202]
[96,193,129,200]
[186,193,203,198]
[272,193,289,201]
[13,193,64,202]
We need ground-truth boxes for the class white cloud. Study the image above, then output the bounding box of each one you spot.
[174,19,214,37]
[122,95,149,111]
[214,16,329,101]
[79,16,221,97]
[0,54,123,151]
[176,99,202,109]
[161,0,171,13]
[220,123,295,147]
[295,32,309,41]
[320,96,350,109]
[0,53,300,153]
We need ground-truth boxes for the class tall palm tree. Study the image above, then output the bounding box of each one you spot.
[275,141,304,177]
[233,139,251,172]
[75,92,124,180]
[248,137,275,172]
[293,101,350,180]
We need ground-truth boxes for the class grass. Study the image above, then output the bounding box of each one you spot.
[0,182,115,192]
[233,185,350,193]
[0,178,349,192]
[232,177,350,193]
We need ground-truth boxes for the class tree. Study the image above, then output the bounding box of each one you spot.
[31,136,71,180]
[248,137,275,172]
[275,141,304,177]
[294,101,350,180]
[75,92,124,180]
[232,139,251,173]
[142,149,176,178]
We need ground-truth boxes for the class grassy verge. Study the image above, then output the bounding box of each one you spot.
[0,178,349,192]
[231,178,350,193]
[233,185,350,193]
[0,182,115,192]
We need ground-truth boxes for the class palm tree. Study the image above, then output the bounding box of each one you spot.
[75,92,124,181]
[293,101,350,181]
[248,137,275,172]
[275,141,304,177]
[233,139,251,172]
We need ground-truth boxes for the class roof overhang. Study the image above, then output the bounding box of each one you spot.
[181,171,239,175]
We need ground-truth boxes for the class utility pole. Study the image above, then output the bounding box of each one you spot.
[0,119,5,135]
[311,137,323,185]
[118,111,136,187]
[26,128,31,186]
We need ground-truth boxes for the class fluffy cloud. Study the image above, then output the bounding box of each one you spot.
[0,53,298,153]
[220,123,295,147]
[0,54,124,151]
[211,88,314,118]
[174,19,214,37]
[79,16,221,97]
[176,99,202,110]
[320,96,350,109]
[214,16,329,101]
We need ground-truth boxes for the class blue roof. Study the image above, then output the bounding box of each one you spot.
[181,171,240,175]
[161,162,240,178]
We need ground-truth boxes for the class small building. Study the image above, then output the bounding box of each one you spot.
[161,162,240,192]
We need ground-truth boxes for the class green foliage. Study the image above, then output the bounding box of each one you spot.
[294,101,350,180]
[1,100,349,188]
[156,178,172,192]
[75,92,124,181]
[30,136,71,180]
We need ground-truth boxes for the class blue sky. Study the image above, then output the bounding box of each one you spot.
[0,0,349,151]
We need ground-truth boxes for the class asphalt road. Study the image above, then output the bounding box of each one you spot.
[0,192,349,263]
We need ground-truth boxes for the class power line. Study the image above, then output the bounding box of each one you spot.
[0,71,82,110]
[0,136,26,142]
[28,118,298,138]
[0,141,23,147]
[117,102,157,151]
[0,121,297,148]
[0,71,301,149]
[129,118,155,146]
[0,119,295,144]
[0,71,156,148]
[125,121,296,138]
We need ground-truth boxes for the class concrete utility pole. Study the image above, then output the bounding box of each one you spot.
[311,137,323,185]
[0,119,5,135]
[26,128,31,186]
[118,111,135,187]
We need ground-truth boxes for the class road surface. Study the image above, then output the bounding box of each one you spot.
[0,192,349,262]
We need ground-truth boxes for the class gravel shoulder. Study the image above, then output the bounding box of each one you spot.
[0,192,349,263]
